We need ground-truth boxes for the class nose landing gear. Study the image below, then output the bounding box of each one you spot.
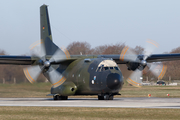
[98,94,114,100]
[53,95,68,100]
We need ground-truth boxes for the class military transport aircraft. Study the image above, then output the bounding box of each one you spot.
[1,4,180,100]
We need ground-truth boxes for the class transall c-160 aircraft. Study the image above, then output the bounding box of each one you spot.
[1,5,180,100]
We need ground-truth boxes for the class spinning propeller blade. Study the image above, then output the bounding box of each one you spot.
[127,69,142,87]
[120,46,137,62]
[144,39,159,60]
[46,67,66,87]
[125,40,167,87]
[148,62,167,80]
[24,40,69,84]
[49,48,67,63]
[23,65,42,83]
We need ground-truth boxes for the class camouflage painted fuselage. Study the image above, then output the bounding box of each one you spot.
[51,56,124,96]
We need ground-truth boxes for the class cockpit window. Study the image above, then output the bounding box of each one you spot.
[110,67,113,70]
[96,66,120,72]
[96,66,119,72]
[104,67,109,70]
[114,67,119,70]
[101,67,109,71]
[97,67,101,72]
[96,66,109,72]
[96,60,120,72]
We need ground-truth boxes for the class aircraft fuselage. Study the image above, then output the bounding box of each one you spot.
[51,58,123,97]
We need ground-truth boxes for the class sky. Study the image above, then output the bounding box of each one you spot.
[0,0,180,55]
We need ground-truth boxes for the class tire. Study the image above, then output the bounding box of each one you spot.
[104,95,109,100]
[62,96,68,100]
[109,95,114,100]
[56,95,63,100]
[53,95,58,100]
[53,95,68,100]
[98,95,104,100]
[98,95,114,100]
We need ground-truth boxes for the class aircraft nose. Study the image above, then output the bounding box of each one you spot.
[106,73,121,90]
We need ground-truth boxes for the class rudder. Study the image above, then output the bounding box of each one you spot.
[40,4,59,56]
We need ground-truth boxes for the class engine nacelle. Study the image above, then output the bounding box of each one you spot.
[126,61,146,71]
[126,62,140,71]
[51,82,77,96]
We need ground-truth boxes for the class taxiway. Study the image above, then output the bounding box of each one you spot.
[0,97,180,108]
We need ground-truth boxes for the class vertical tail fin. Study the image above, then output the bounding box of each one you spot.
[40,4,52,41]
[40,5,59,56]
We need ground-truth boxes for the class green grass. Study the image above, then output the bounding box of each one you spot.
[0,82,180,98]
[120,85,180,98]
[0,107,180,120]
[0,82,52,98]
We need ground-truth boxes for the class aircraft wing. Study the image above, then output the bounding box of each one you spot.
[98,53,180,64]
[0,55,77,65]
[0,53,180,65]
[146,54,180,62]
[0,56,35,65]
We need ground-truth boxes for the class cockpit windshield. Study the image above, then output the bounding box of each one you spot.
[96,60,120,72]
[96,66,119,72]
[114,67,119,70]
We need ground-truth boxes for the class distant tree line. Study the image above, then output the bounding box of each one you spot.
[0,41,180,84]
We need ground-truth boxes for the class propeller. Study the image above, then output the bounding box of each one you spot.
[24,40,70,86]
[120,39,167,87]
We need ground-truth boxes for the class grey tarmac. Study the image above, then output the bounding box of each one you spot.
[0,97,180,108]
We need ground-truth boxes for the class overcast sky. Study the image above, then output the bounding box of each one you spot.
[0,0,180,55]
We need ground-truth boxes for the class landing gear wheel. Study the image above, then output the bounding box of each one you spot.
[98,95,104,100]
[109,95,114,100]
[98,95,114,100]
[53,95,58,100]
[53,95,68,100]
[62,96,68,100]
[104,95,109,100]
[56,95,62,100]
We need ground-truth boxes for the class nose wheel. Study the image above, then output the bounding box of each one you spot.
[98,94,114,100]
[53,95,68,100]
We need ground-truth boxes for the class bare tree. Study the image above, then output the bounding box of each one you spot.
[92,43,125,55]
[163,47,180,80]
[133,46,144,55]
[67,41,92,55]
[91,45,108,55]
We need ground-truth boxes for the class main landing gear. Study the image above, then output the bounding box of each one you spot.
[98,94,114,100]
[53,95,68,100]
